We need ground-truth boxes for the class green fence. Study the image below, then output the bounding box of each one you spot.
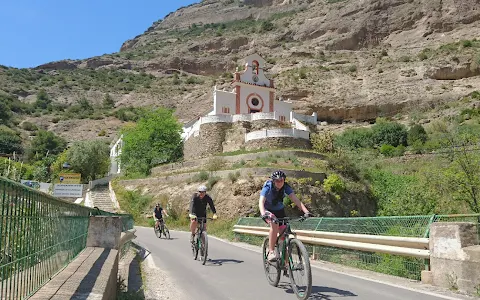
[0,177,134,300]
[235,214,480,281]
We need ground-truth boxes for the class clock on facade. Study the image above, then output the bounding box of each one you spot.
[252,75,259,82]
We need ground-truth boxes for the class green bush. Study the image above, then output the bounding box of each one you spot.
[371,120,408,147]
[311,131,335,153]
[380,144,405,157]
[334,128,374,149]
[326,151,361,180]
[380,144,396,157]
[21,121,38,131]
[260,20,274,32]
[323,173,346,194]
[407,124,428,145]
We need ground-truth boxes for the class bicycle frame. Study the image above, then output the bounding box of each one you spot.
[271,217,302,269]
[195,218,206,247]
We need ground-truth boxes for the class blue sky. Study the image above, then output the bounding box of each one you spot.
[0,0,198,68]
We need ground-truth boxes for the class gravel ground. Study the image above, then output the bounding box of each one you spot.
[118,242,188,300]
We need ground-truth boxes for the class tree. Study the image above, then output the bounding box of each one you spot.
[66,140,110,182]
[120,108,183,175]
[440,127,480,213]
[0,126,23,154]
[27,130,67,161]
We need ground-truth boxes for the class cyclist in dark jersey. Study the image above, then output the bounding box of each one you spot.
[153,203,168,230]
[189,185,217,243]
[259,170,312,262]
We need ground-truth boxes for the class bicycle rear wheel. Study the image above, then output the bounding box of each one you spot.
[201,232,208,265]
[154,226,161,238]
[287,238,312,300]
[262,237,280,287]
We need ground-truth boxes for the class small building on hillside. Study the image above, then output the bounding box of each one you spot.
[182,54,317,160]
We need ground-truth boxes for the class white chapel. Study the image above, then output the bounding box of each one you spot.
[182,54,317,141]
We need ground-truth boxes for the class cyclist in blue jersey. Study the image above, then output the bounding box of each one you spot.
[259,170,312,262]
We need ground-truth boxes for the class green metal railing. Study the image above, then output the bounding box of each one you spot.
[0,177,134,300]
[235,214,480,281]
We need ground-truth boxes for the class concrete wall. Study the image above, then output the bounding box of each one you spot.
[425,222,480,295]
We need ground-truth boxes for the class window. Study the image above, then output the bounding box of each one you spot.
[222,107,230,114]
[279,115,286,122]
[252,60,259,75]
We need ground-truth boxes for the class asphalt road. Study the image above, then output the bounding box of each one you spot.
[134,227,464,300]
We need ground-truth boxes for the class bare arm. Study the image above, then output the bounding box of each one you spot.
[259,195,267,216]
[288,192,310,214]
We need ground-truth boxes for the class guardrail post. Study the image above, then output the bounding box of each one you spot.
[426,222,480,293]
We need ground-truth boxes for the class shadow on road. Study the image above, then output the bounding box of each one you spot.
[132,242,152,262]
[279,282,357,299]
[206,258,245,267]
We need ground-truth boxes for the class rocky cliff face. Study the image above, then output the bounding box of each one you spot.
[2,0,480,142]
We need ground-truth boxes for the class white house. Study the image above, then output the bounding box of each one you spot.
[109,135,123,175]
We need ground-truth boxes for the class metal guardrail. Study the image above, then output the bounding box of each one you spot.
[234,215,480,280]
[233,225,430,258]
[0,176,134,300]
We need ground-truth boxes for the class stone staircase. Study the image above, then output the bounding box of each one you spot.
[90,185,115,213]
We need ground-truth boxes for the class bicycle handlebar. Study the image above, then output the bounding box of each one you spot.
[268,215,313,224]
[187,216,215,221]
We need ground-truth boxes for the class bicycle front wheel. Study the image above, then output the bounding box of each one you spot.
[164,226,170,239]
[262,237,280,287]
[193,234,199,260]
[201,232,208,265]
[287,238,312,300]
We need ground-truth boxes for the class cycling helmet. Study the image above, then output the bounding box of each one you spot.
[271,170,286,180]
[198,185,207,192]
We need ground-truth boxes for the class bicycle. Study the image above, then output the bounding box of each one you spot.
[262,216,312,300]
[154,219,170,239]
[191,216,214,265]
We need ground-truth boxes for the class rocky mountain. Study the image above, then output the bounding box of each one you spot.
[1,0,480,143]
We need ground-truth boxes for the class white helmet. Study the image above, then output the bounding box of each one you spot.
[198,185,207,192]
